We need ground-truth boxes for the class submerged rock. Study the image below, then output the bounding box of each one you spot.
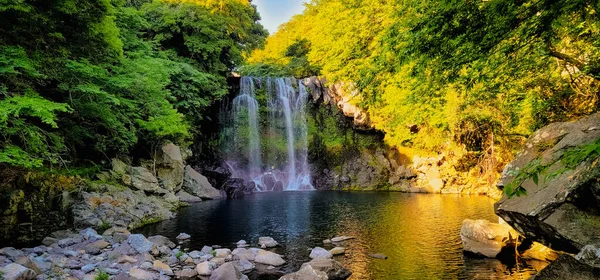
[329,247,345,255]
[369,253,388,259]
[460,219,520,258]
[495,112,600,253]
[522,242,560,262]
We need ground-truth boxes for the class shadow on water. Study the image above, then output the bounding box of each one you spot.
[136,192,546,279]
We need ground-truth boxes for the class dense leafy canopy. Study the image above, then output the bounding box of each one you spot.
[0,0,267,168]
[247,0,600,160]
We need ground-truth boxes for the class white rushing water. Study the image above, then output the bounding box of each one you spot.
[226,77,314,191]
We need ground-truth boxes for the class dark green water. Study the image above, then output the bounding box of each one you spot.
[138,192,545,279]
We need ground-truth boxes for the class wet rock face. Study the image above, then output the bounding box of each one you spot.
[535,255,600,280]
[495,112,600,253]
[183,166,223,200]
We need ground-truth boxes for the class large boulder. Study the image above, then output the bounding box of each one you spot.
[495,112,600,253]
[156,142,185,192]
[183,166,222,200]
[123,166,166,194]
[460,219,520,258]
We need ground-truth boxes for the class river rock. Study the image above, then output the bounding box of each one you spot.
[273,181,284,192]
[175,190,202,203]
[176,233,191,240]
[222,178,248,198]
[0,247,24,261]
[0,263,37,280]
[329,247,345,255]
[128,234,155,254]
[201,246,214,255]
[129,267,158,280]
[175,268,198,279]
[254,250,285,266]
[495,112,600,253]
[147,235,176,249]
[196,261,217,276]
[535,254,600,279]
[214,248,231,258]
[302,258,352,280]
[209,262,247,280]
[156,142,185,192]
[460,219,520,258]
[310,247,332,259]
[235,259,255,272]
[280,264,328,280]
[183,166,222,200]
[232,248,256,261]
[153,260,172,275]
[84,240,110,254]
[258,237,278,248]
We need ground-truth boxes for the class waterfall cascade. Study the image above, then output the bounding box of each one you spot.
[225,77,314,191]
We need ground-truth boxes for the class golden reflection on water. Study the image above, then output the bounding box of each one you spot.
[328,194,545,280]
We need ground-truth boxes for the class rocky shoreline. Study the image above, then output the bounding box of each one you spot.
[460,112,600,279]
[0,228,353,280]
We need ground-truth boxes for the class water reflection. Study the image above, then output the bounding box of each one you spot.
[137,192,546,279]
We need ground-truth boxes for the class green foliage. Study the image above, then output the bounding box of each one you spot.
[562,138,600,169]
[176,251,184,259]
[248,0,600,168]
[0,0,267,170]
[95,269,110,280]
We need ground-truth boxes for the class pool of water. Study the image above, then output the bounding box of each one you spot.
[137,192,545,279]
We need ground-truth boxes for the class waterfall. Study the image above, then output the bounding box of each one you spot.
[231,77,261,179]
[226,76,314,191]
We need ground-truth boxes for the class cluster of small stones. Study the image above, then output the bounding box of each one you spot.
[0,228,356,280]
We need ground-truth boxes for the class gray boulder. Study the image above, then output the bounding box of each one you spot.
[258,237,278,248]
[183,166,222,200]
[128,234,155,254]
[495,112,600,253]
[124,166,166,194]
